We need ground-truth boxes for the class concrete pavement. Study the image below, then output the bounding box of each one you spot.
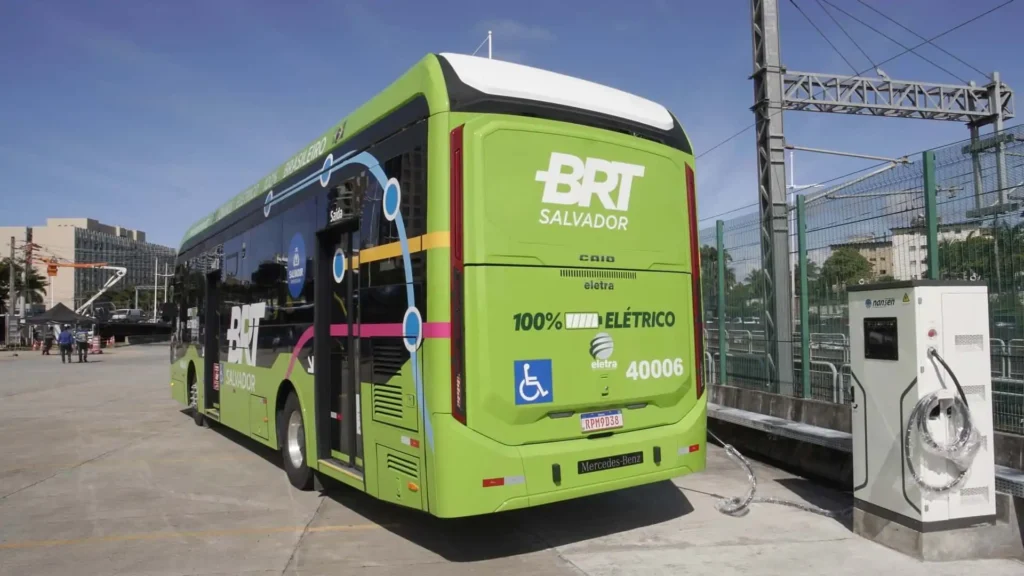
[1,346,1021,575]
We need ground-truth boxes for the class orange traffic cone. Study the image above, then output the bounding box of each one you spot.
[91,336,103,354]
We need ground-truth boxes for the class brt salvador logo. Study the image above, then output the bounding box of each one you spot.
[536,152,645,232]
[227,303,266,367]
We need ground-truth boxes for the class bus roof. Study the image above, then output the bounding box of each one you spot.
[179,54,691,251]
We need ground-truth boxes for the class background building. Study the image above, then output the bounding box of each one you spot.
[890,221,988,281]
[1,218,176,312]
[828,236,894,279]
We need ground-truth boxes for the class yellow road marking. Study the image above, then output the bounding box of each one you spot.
[0,522,389,551]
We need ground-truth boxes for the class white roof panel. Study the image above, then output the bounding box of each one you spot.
[438,53,675,131]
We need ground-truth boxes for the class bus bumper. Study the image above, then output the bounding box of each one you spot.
[431,397,707,518]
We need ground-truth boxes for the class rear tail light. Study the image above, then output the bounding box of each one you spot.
[450,125,468,424]
[685,164,705,400]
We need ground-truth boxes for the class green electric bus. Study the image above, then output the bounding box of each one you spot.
[169,52,706,518]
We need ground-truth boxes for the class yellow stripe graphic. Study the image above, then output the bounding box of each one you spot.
[351,231,449,267]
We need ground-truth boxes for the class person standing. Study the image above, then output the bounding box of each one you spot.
[57,325,74,364]
[75,324,90,363]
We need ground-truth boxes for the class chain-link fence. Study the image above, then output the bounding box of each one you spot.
[700,124,1024,436]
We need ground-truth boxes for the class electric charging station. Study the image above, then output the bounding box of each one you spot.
[848,280,996,560]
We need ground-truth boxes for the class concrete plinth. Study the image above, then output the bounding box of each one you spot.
[854,494,1024,562]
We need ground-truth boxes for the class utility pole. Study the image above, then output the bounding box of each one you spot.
[751,0,794,394]
[153,257,159,322]
[7,237,15,348]
[163,262,169,304]
[20,239,29,345]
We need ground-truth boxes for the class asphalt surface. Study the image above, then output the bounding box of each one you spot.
[1,346,1021,575]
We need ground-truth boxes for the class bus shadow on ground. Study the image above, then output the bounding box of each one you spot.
[326,474,694,562]
[197,413,694,562]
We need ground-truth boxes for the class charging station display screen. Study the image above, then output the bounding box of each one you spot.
[864,317,899,361]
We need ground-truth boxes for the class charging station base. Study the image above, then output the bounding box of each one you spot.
[854,501,1021,561]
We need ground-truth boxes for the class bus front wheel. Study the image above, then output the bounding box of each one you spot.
[279,392,314,491]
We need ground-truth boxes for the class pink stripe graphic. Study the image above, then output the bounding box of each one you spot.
[329,322,450,338]
[285,326,315,380]
[285,322,451,379]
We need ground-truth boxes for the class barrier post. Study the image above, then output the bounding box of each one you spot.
[716,220,728,387]
[797,194,811,399]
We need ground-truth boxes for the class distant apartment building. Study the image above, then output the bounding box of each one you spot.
[829,236,894,279]
[890,222,989,280]
[0,218,176,312]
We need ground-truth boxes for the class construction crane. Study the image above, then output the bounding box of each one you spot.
[44,259,128,315]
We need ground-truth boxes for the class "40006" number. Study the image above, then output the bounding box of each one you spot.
[625,358,685,381]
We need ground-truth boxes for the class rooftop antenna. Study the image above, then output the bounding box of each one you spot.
[472,31,493,59]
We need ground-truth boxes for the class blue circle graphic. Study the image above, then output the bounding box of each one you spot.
[287,233,306,298]
[403,307,422,352]
[864,299,872,308]
[320,154,334,187]
[332,248,346,284]
[383,178,401,222]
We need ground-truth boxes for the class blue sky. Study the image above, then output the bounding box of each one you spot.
[1,0,1022,248]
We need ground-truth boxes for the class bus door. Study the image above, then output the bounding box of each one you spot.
[203,269,220,414]
[314,225,362,471]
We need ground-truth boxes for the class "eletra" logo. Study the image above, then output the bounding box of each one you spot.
[589,332,617,370]
[536,152,645,232]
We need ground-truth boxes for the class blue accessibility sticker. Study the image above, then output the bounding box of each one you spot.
[514,359,553,405]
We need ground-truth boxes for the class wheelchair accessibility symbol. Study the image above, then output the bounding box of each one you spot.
[514,359,553,405]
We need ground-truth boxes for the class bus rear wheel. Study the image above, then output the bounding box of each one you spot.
[279,392,313,491]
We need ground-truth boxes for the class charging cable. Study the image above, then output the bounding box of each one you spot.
[707,429,851,519]
[903,348,984,494]
[708,347,983,517]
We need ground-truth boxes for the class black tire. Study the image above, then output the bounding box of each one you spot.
[279,392,314,490]
[189,367,208,428]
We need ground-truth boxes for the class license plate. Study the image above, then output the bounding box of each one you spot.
[580,409,623,433]
[578,451,644,475]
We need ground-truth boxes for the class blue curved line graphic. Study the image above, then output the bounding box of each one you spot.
[392,211,431,450]
[264,150,358,215]
[285,150,433,451]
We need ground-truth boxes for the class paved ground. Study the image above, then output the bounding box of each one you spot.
[0,346,1021,576]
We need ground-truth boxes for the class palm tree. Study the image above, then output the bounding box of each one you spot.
[0,257,48,313]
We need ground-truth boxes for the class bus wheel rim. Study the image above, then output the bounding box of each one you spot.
[287,410,304,469]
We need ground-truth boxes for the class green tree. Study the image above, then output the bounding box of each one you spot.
[795,259,821,296]
[819,247,873,290]
[0,257,48,313]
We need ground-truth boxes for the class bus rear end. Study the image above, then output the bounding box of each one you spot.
[433,110,705,517]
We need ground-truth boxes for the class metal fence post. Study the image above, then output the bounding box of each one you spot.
[716,220,728,387]
[797,195,811,399]
[923,150,939,279]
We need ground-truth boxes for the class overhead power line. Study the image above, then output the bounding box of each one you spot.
[820,0,968,83]
[788,0,859,75]
[856,0,1017,79]
[695,0,1016,161]
[856,0,993,81]
[815,0,878,72]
